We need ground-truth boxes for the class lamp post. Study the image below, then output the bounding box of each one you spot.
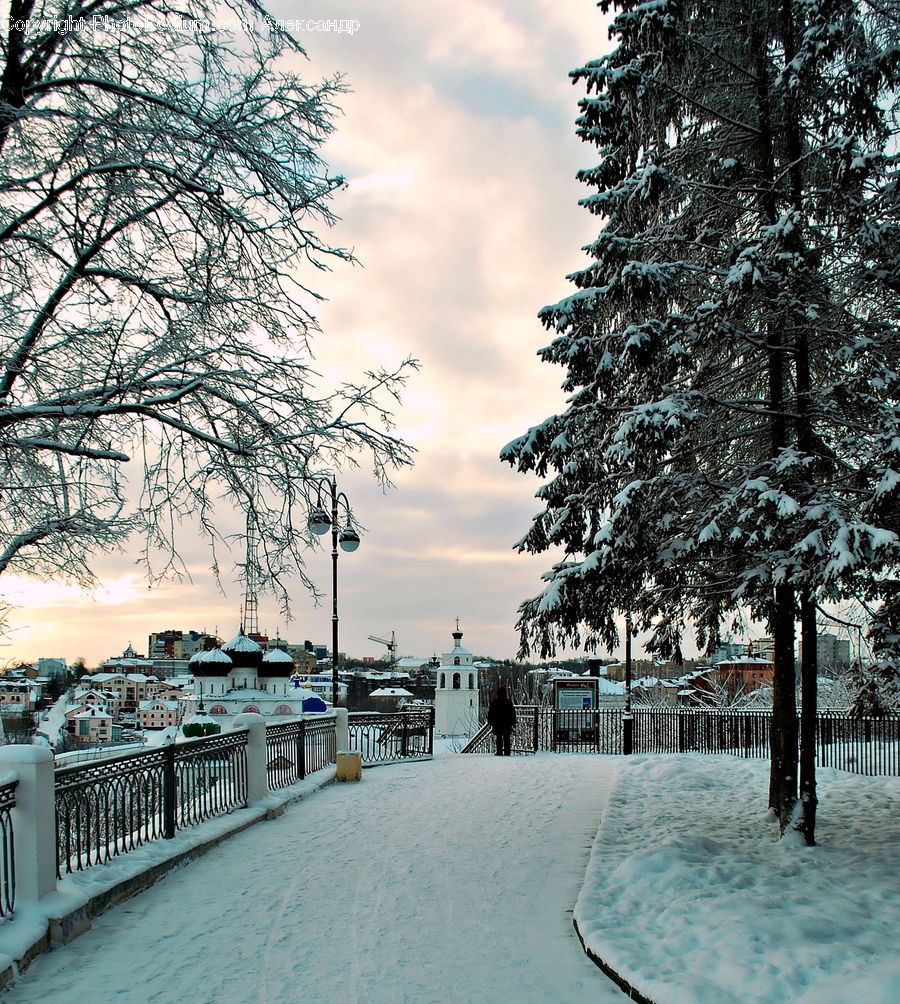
[623,612,634,755]
[308,476,360,708]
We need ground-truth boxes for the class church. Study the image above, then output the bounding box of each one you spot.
[188,628,326,717]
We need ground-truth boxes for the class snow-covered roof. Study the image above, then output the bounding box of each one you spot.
[75,707,112,719]
[713,657,773,667]
[190,648,232,665]
[370,687,414,697]
[182,711,217,726]
[207,687,318,700]
[138,699,180,711]
[224,630,262,654]
[263,648,295,664]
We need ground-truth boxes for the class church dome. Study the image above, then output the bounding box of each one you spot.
[189,647,233,677]
[223,628,263,670]
[260,647,295,677]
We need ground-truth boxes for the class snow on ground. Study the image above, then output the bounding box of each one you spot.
[576,754,900,1004]
[2,749,898,1004]
[1,752,623,1004]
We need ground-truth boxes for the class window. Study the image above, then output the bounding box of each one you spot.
[453,657,460,666]
[468,674,474,690]
[440,673,446,689]
[453,672,461,690]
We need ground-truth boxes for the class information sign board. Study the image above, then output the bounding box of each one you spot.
[552,677,599,711]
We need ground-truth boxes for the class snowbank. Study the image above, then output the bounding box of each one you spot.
[575,754,900,1003]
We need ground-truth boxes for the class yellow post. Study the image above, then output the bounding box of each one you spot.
[335,750,362,782]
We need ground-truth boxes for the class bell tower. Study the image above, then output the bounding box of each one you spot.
[434,620,479,737]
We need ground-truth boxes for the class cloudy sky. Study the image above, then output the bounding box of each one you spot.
[3,0,633,668]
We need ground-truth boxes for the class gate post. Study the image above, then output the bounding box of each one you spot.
[298,719,307,780]
[162,741,176,839]
[622,711,633,755]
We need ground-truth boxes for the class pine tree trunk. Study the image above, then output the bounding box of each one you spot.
[768,584,798,827]
[751,9,800,833]
[796,591,818,843]
[781,0,816,846]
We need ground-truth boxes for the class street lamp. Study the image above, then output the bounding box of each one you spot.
[308,476,360,708]
[623,612,634,755]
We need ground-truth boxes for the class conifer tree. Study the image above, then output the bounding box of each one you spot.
[502,0,899,842]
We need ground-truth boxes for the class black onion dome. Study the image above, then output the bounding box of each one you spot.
[222,628,263,670]
[189,647,233,677]
[260,647,296,678]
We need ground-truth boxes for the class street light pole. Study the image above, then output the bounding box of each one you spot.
[623,612,633,755]
[308,475,360,709]
[329,478,340,709]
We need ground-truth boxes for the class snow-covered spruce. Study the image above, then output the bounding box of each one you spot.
[502,0,900,842]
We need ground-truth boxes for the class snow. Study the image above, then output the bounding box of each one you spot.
[190,647,232,665]
[224,631,262,654]
[1,750,898,1003]
[576,756,900,1004]
[262,648,294,663]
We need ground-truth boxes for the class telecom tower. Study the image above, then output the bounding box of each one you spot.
[243,511,260,638]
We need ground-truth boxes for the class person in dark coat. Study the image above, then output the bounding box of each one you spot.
[487,686,517,756]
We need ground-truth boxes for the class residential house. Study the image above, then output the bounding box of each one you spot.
[136,698,183,730]
[72,707,113,744]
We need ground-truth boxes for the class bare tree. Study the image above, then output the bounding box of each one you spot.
[0,2,415,608]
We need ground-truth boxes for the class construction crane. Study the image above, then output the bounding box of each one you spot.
[368,631,398,665]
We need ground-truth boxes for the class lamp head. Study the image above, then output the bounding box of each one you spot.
[339,525,360,552]
[308,506,331,535]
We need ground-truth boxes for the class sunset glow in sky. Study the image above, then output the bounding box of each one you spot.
[3,1,626,668]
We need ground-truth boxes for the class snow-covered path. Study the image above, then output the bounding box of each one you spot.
[3,752,625,1004]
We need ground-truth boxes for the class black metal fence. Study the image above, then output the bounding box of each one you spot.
[348,708,435,764]
[464,706,900,776]
[816,712,900,776]
[55,731,248,877]
[265,717,339,789]
[0,778,16,920]
[305,716,338,774]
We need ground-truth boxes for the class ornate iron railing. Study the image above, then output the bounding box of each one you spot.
[0,777,16,920]
[266,719,307,789]
[348,708,434,764]
[265,717,338,788]
[55,731,248,877]
[173,732,248,830]
[305,716,338,774]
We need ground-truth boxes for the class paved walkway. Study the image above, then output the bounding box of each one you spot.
[3,753,626,1004]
